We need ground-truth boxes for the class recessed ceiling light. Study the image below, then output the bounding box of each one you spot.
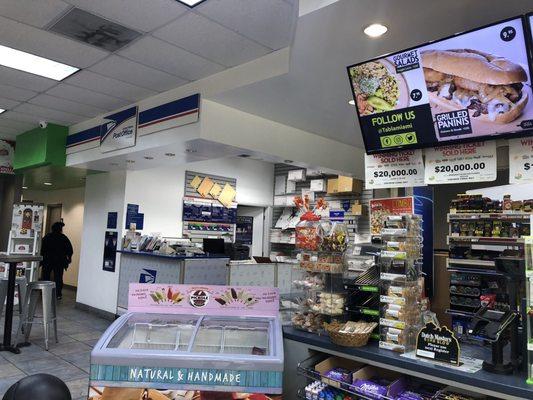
[110,162,119,166]
[348,100,355,106]
[165,152,176,157]
[185,149,197,153]
[22,186,28,189]
[176,0,207,8]
[144,156,154,160]
[126,159,135,163]
[0,109,5,114]
[364,23,388,38]
[44,182,52,186]
[0,44,79,81]
[284,160,293,164]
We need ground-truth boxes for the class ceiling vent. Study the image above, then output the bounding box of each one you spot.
[48,8,141,52]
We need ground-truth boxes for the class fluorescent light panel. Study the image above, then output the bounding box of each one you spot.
[0,109,5,114]
[176,0,207,7]
[0,45,79,81]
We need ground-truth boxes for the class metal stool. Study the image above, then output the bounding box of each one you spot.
[16,281,58,350]
[0,277,27,320]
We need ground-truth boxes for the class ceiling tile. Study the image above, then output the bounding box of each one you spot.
[0,15,108,68]
[14,103,85,124]
[46,83,129,110]
[0,125,19,136]
[0,84,38,102]
[0,66,57,92]
[153,13,271,67]
[89,55,188,92]
[197,0,295,50]
[119,36,225,81]
[64,0,188,32]
[29,94,106,118]
[65,70,157,102]
[0,97,20,110]
[0,0,71,28]
[2,110,48,125]
[0,117,36,131]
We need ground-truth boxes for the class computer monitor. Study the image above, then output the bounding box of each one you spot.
[203,238,225,255]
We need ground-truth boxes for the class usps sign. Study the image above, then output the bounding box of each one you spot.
[100,106,138,153]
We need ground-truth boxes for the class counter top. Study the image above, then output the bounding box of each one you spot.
[117,250,229,260]
[283,326,532,400]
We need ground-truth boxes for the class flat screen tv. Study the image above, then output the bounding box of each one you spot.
[347,16,533,154]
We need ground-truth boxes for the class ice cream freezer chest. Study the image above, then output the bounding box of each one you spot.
[89,284,284,400]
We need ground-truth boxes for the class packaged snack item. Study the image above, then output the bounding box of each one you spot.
[325,367,353,384]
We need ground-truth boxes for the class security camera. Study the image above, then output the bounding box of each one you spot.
[39,121,48,129]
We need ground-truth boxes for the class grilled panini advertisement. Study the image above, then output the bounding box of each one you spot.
[348,16,533,153]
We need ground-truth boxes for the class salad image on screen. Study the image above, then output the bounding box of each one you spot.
[422,49,528,123]
[349,61,400,115]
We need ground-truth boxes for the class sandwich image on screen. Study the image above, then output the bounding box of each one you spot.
[421,49,529,138]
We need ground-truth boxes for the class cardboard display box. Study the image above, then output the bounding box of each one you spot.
[314,356,364,388]
[327,176,363,195]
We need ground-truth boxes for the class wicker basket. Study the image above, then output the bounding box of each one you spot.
[324,321,378,347]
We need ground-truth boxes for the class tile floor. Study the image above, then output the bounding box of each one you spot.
[0,288,113,400]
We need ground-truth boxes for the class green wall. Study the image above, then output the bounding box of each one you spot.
[13,124,68,171]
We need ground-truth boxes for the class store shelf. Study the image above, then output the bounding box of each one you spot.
[447,258,496,267]
[447,267,504,277]
[285,326,533,400]
[449,291,480,298]
[448,213,531,221]
[445,309,475,318]
[447,235,524,245]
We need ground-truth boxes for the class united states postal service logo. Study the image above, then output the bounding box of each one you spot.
[100,106,138,153]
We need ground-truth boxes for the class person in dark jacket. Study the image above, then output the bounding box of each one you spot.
[41,222,73,300]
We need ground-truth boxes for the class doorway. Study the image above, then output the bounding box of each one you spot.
[45,204,62,234]
[236,206,265,257]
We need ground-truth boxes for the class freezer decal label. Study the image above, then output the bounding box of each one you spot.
[91,364,282,388]
[129,284,279,316]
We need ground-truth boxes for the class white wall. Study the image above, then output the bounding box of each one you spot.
[76,171,126,314]
[22,187,84,287]
[123,157,274,237]
[76,158,273,313]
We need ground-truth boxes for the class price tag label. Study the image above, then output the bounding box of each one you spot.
[365,149,425,189]
[509,137,533,184]
[424,141,496,184]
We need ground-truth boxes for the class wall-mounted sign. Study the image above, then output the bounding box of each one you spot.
[365,149,425,189]
[509,136,533,184]
[100,106,138,153]
[424,141,497,184]
[107,212,118,230]
[236,216,253,245]
[102,231,118,272]
[369,197,414,236]
[416,323,460,366]
[348,17,533,154]
[0,140,15,174]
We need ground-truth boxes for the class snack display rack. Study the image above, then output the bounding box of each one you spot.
[291,211,349,333]
[344,245,381,340]
[526,237,533,384]
[295,353,485,400]
[379,215,423,353]
[446,207,529,337]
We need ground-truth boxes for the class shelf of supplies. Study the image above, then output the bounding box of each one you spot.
[447,258,496,267]
[345,306,380,316]
[445,309,475,318]
[447,267,504,277]
[448,213,532,221]
[447,236,524,246]
[449,291,480,298]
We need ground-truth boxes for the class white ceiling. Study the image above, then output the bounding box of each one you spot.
[0,0,297,139]
[212,0,533,148]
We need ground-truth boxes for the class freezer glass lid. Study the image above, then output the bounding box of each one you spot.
[106,314,199,351]
[191,317,271,356]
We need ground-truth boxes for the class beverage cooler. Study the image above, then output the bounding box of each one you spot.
[88,284,283,400]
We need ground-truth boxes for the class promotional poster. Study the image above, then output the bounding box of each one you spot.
[369,197,414,236]
[348,17,533,153]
